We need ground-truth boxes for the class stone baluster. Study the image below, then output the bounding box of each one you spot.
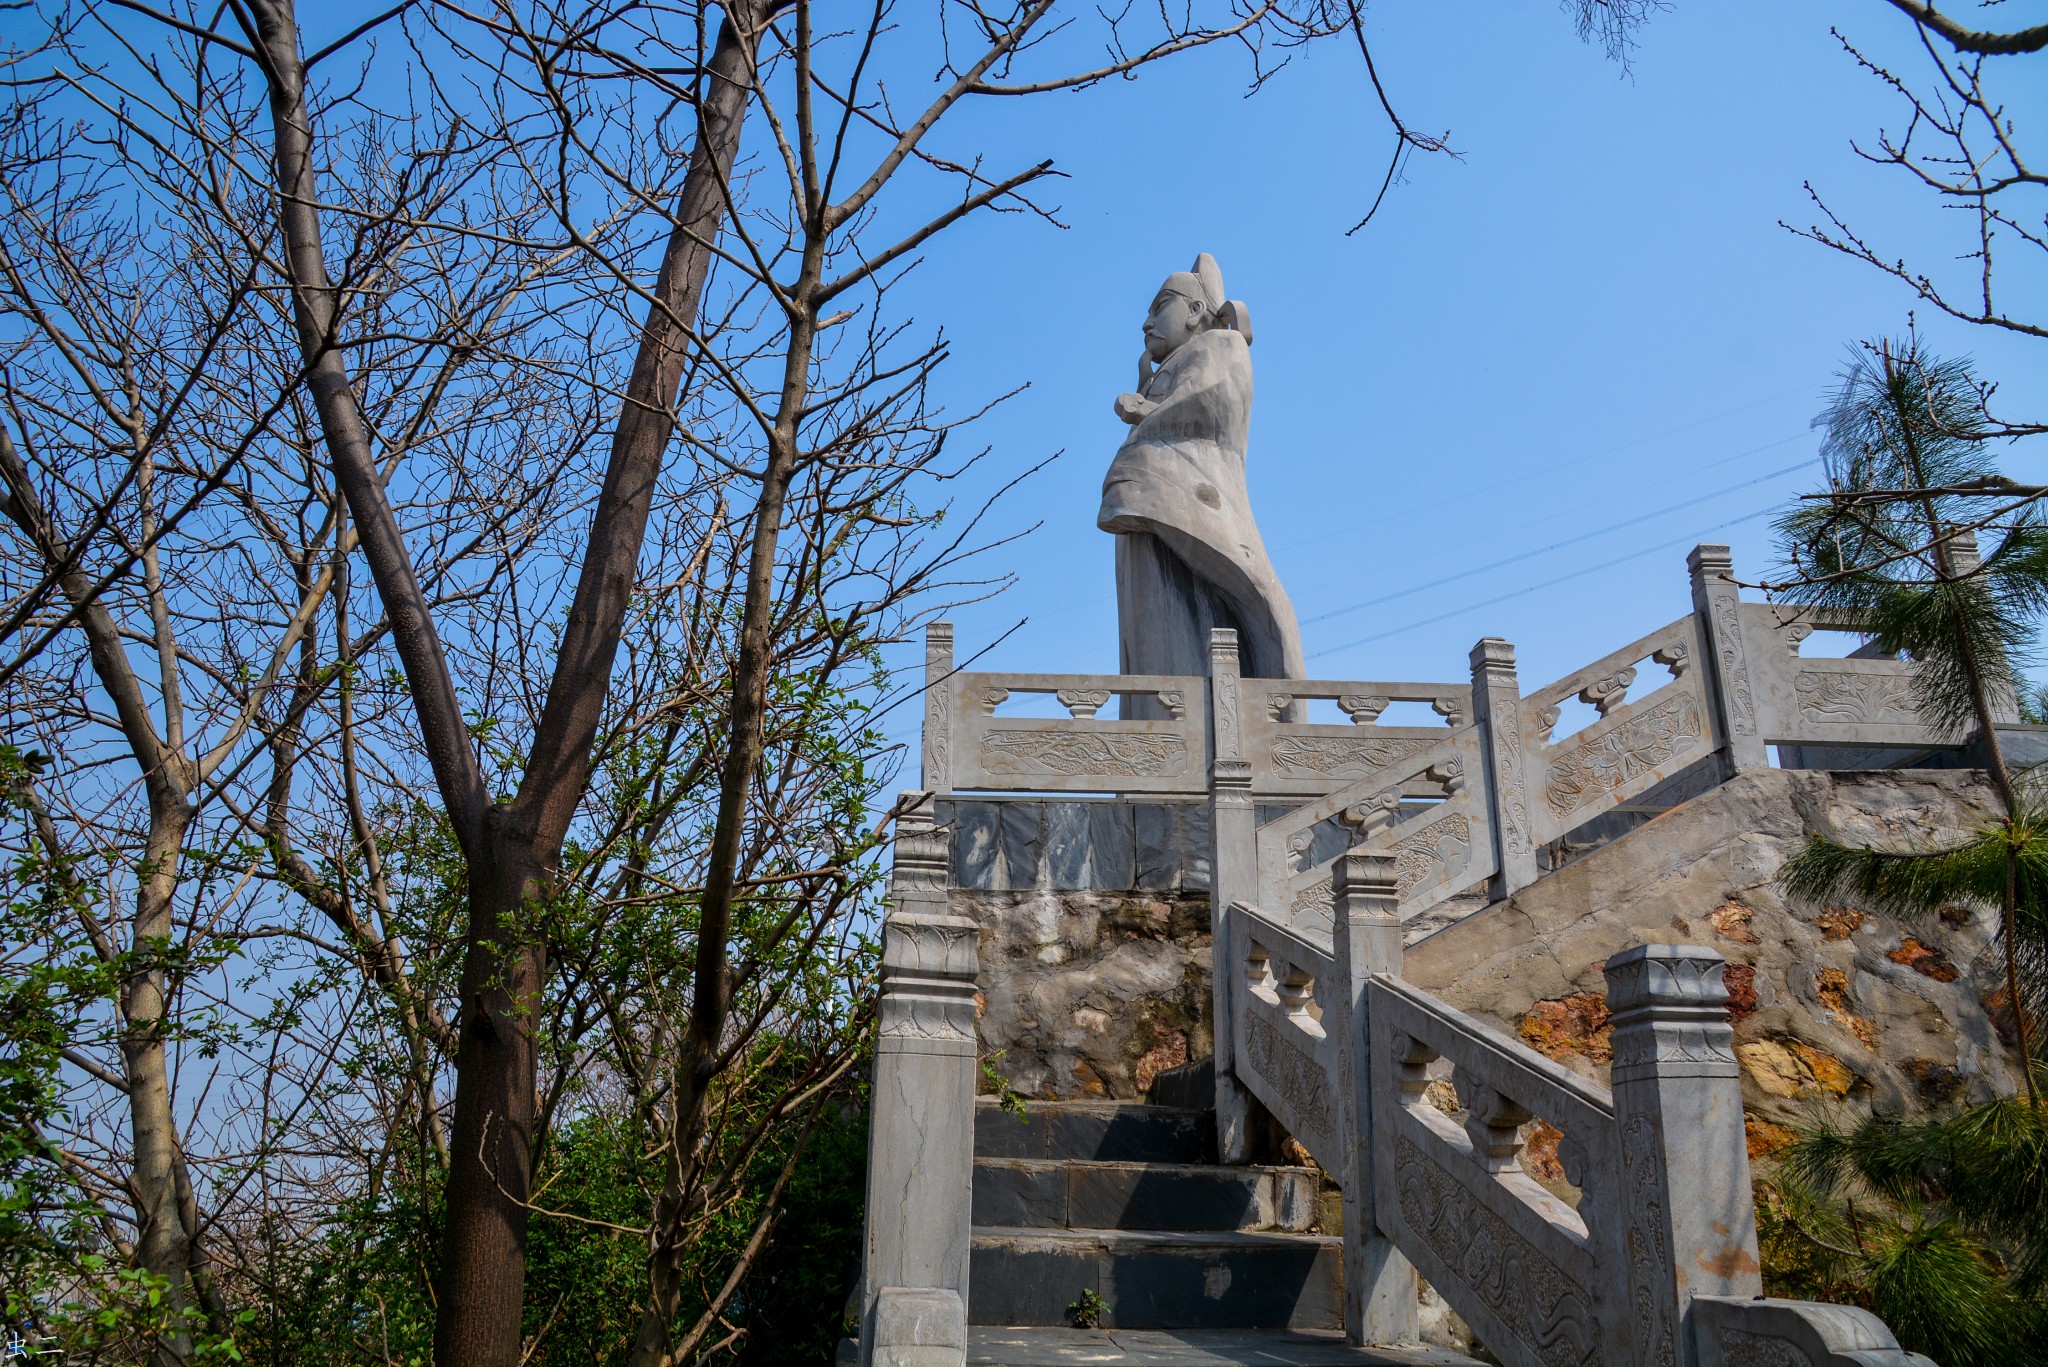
[1331,853,1419,1346]
[922,623,954,794]
[1689,545,1768,775]
[1207,627,1256,1165]
[1462,1086,1534,1176]
[861,795,978,1367]
[1603,944,1762,1367]
[1469,638,1537,898]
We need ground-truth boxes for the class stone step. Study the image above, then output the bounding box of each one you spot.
[973,1158,1320,1233]
[976,1100,1216,1165]
[969,1226,1344,1331]
[841,1326,1480,1367]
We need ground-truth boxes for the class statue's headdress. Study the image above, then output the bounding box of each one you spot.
[1157,253,1252,343]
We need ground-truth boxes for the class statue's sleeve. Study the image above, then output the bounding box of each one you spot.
[1133,331,1251,454]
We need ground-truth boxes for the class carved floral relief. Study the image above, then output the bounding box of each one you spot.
[1793,670,1918,726]
[1542,692,1704,822]
[1242,1013,1336,1153]
[1267,734,1437,779]
[979,729,1187,778]
[1392,1134,1600,1367]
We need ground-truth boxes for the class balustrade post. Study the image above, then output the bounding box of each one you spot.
[1603,944,1762,1367]
[1331,853,1419,1346]
[1946,531,2022,724]
[1208,627,1256,1164]
[922,623,954,794]
[861,795,978,1367]
[1688,545,1768,775]
[1469,638,1537,898]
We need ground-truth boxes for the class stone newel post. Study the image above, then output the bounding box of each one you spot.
[1331,853,1418,1346]
[1603,944,1763,1367]
[861,795,979,1367]
[1206,627,1258,1164]
[922,623,954,794]
[1688,545,1768,775]
[1469,638,1537,898]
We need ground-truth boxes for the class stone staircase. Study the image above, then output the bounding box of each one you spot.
[858,550,1946,1367]
[968,1099,1340,1332]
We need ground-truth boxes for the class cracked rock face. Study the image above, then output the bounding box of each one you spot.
[1405,768,2025,1135]
[962,887,1213,1101]
[955,769,2020,1127]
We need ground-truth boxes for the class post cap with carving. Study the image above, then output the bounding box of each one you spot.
[1602,943,1730,1015]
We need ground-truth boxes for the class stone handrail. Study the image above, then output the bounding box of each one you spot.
[1218,855,1934,1365]
[922,619,1208,795]
[1519,613,1714,847]
[1253,725,1497,927]
[1361,944,1934,1366]
[1739,601,1945,749]
[920,542,1969,819]
[1230,898,1345,1165]
[1240,676,1473,797]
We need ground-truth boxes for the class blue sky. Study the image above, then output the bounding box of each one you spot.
[864,0,2047,759]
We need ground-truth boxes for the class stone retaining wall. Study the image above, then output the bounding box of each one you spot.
[939,798,1215,1100]
[947,771,2023,1132]
[1405,768,2022,1152]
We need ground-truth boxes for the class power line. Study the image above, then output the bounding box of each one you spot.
[1308,505,1781,660]
[987,393,1821,638]
[1298,455,1817,628]
[1274,386,1816,554]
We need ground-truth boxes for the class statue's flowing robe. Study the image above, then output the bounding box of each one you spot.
[1098,329,1304,717]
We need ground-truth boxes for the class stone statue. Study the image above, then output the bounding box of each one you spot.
[1100,254,1304,716]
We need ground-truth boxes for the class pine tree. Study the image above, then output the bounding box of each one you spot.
[1762,335,2048,1365]
[1775,334,2048,1096]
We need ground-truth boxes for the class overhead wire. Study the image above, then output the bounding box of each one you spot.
[1298,453,1818,628]
[1308,504,1783,660]
[991,387,1821,633]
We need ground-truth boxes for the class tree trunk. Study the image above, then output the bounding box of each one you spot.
[239,0,770,1353]
[433,826,549,1365]
[123,796,197,1366]
[1901,399,2035,1096]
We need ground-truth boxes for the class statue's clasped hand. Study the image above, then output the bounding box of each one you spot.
[1114,391,1156,425]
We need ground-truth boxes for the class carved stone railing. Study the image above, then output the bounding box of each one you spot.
[1230,855,1420,1345]
[1223,856,1933,1362]
[1740,602,1943,750]
[1240,675,1472,797]
[1232,899,1345,1163]
[1520,612,1714,849]
[1253,725,1495,929]
[919,540,1965,818]
[920,623,1207,795]
[1363,943,1941,1366]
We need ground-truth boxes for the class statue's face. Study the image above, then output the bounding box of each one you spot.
[1142,288,1206,363]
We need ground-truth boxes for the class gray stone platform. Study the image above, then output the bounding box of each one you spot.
[973,1159,1318,1232]
[842,1327,1481,1367]
[970,1226,1343,1330]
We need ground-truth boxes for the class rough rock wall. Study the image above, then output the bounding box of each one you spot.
[961,887,1214,1100]
[941,796,1218,1100]
[1404,768,2023,1149]
[950,770,2022,1120]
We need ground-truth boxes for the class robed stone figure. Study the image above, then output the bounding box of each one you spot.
[1101,254,1304,718]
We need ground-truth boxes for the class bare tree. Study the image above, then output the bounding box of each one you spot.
[2,1,1671,1360]
[0,14,610,1357]
[1789,2,2046,434]
[217,2,1366,1359]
